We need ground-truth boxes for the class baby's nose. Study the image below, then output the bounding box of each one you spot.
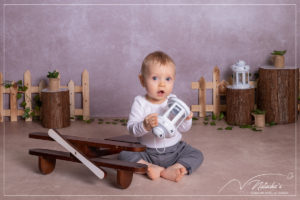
[159,80,166,86]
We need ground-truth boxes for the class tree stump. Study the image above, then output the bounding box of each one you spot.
[226,87,255,125]
[257,66,299,124]
[41,89,70,128]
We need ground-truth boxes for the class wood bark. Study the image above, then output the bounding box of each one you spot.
[257,67,299,124]
[226,88,255,125]
[41,89,70,128]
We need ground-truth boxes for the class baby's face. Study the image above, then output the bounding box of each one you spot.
[140,62,175,104]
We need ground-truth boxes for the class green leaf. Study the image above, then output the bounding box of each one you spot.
[252,109,265,115]
[267,121,277,127]
[17,80,23,86]
[17,93,22,100]
[225,126,233,130]
[86,120,92,123]
[239,124,252,128]
[203,121,208,125]
[5,83,12,88]
[77,115,83,120]
[34,106,40,112]
[22,112,29,119]
[218,112,224,120]
[271,50,287,56]
[192,117,198,121]
[204,116,209,121]
[85,119,94,124]
[217,127,223,130]
[22,107,31,119]
[34,95,40,101]
[20,101,26,108]
[18,85,28,92]
[212,114,217,120]
[47,70,59,78]
[210,121,216,126]
[30,111,35,117]
[252,127,262,132]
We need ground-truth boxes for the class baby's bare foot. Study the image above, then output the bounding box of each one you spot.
[147,164,165,180]
[137,159,165,180]
[161,165,187,182]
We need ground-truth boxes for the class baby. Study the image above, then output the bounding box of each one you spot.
[118,51,203,182]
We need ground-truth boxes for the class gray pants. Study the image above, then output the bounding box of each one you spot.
[118,141,203,174]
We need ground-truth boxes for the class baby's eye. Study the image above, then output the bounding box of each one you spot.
[152,76,158,80]
[166,77,172,81]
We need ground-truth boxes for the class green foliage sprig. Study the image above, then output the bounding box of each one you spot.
[252,109,265,115]
[271,50,287,56]
[75,117,128,126]
[266,121,277,127]
[2,80,41,119]
[47,70,59,78]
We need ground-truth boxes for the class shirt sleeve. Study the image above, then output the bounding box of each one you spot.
[127,97,149,137]
[177,118,192,133]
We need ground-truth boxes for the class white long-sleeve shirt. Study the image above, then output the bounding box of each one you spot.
[127,94,192,148]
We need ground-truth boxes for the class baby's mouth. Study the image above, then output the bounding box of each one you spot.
[157,90,165,96]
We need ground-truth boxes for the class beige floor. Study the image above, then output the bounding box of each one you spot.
[1,117,300,200]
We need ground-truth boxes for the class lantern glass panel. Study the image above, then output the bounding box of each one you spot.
[233,73,236,85]
[238,73,243,84]
[175,114,186,128]
[246,72,249,84]
[167,105,181,121]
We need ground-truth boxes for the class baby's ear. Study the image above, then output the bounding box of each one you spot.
[139,74,145,87]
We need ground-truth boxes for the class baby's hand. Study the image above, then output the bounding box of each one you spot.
[185,112,193,121]
[143,113,158,131]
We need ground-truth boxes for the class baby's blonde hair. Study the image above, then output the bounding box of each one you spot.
[141,51,175,77]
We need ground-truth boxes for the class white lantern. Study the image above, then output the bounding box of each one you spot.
[230,60,251,89]
[153,97,190,138]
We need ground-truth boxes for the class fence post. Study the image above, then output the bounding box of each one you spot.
[199,77,206,117]
[213,66,220,116]
[68,80,75,121]
[24,70,32,121]
[0,72,3,122]
[38,80,46,95]
[82,69,90,120]
[10,82,18,122]
[36,80,46,118]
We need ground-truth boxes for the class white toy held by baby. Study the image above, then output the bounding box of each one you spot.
[152,97,190,138]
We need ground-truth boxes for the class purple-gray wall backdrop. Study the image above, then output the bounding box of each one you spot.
[1,0,299,117]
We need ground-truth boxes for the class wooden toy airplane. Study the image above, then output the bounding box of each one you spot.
[29,129,148,189]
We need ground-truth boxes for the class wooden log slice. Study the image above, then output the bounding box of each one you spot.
[41,89,70,128]
[226,87,255,125]
[257,67,299,124]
